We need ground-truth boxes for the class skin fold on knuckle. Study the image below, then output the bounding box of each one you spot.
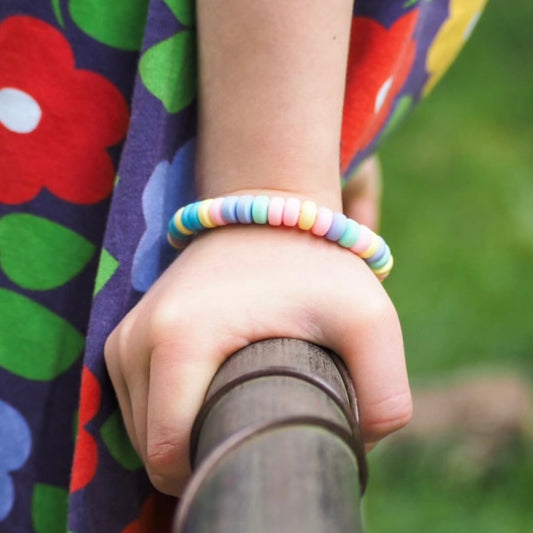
[146,436,186,476]
[145,436,191,496]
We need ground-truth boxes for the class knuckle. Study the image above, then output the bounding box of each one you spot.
[146,436,185,474]
[105,314,134,356]
[103,333,115,364]
[145,437,189,495]
[146,304,187,348]
[104,313,145,379]
[363,292,397,323]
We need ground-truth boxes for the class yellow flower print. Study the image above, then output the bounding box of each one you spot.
[423,0,488,95]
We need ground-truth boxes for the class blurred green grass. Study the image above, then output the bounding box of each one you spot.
[364,1,533,531]
[365,437,533,532]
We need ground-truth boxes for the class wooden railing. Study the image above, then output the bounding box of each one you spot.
[174,338,367,533]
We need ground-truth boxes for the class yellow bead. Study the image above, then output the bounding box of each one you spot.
[198,199,216,228]
[359,234,381,258]
[174,207,194,235]
[297,200,317,230]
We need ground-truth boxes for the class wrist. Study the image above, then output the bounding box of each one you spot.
[195,134,343,207]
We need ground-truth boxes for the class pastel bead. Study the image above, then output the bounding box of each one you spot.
[312,207,333,236]
[359,233,381,259]
[298,200,317,230]
[182,202,204,231]
[198,199,216,228]
[168,195,394,281]
[268,197,285,226]
[372,255,394,276]
[350,225,373,254]
[173,208,194,236]
[208,197,227,226]
[283,198,301,227]
[236,195,254,223]
[221,196,239,223]
[325,212,347,241]
[338,219,360,248]
[252,195,269,224]
[167,233,187,249]
[366,246,391,269]
[366,237,387,263]
[168,219,184,240]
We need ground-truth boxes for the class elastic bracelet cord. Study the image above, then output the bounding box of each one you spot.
[167,195,394,281]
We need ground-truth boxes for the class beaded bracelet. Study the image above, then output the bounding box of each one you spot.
[167,195,393,280]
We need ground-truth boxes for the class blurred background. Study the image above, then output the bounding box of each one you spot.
[364,1,533,531]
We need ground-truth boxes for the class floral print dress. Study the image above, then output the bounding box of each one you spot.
[0,0,487,531]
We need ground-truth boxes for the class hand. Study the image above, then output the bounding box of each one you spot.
[104,220,412,496]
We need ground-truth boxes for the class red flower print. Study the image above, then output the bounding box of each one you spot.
[0,16,129,205]
[120,495,176,533]
[70,366,101,492]
[341,11,419,172]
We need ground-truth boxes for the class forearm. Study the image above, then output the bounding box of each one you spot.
[195,0,354,210]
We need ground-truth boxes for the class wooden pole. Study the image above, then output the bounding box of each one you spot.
[174,338,367,533]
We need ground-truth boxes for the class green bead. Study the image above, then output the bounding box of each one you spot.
[338,219,360,248]
[252,196,269,224]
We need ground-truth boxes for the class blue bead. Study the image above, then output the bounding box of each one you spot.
[168,220,188,240]
[221,196,239,223]
[325,213,347,241]
[236,195,254,224]
[182,201,204,231]
[366,246,391,268]
[366,237,387,263]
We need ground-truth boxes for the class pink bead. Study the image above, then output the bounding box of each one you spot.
[268,197,284,226]
[282,197,301,227]
[208,197,227,226]
[311,207,334,236]
[350,224,374,254]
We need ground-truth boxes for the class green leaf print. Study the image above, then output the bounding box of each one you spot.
[163,0,196,27]
[69,0,149,50]
[403,0,435,6]
[381,95,413,138]
[93,248,119,296]
[32,484,68,533]
[139,30,197,113]
[0,214,95,291]
[101,410,143,471]
[51,0,65,28]
[0,289,84,380]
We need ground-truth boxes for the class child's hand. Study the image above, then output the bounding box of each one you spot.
[104,221,412,496]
